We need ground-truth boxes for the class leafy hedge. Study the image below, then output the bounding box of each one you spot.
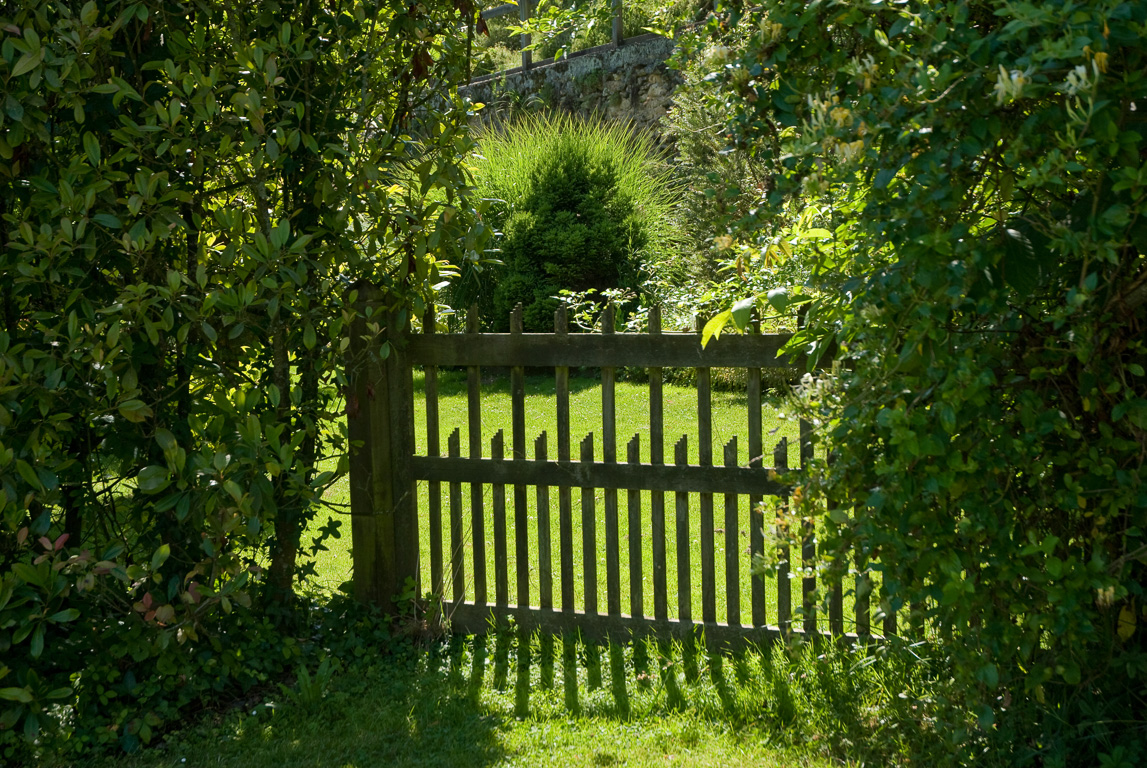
[0,0,483,760]
[700,0,1147,761]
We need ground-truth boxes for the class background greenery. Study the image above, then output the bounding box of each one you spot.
[470,0,702,78]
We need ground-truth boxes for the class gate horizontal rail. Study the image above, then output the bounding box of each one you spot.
[411,454,788,496]
[407,332,799,368]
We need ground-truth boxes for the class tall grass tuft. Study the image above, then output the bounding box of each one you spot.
[452,113,683,331]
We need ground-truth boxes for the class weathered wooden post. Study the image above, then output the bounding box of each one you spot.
[519,0,532,70]
[346,282,418,614]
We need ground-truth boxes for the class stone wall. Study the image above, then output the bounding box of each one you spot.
[461,34,682,136]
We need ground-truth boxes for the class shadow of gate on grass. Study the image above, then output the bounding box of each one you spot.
[464,626,756,722]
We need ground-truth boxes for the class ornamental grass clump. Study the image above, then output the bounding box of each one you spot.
[455,114,682,331]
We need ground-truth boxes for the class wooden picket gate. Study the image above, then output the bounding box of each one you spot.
[347,288,890,649]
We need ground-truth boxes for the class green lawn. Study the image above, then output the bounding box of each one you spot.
[301,371,870,633]
[75,631,948,768]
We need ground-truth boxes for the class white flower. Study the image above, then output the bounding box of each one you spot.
[1064,65,1091,97]
[705,45,733,67]
[836,139,865,163]
[993,65,1031,105]
[855,54,878,90]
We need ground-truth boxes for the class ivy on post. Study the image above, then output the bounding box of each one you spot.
[347,282,418,613]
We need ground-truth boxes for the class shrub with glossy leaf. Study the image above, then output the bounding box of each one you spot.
[0,0,481,760]
[703,0,1147,761]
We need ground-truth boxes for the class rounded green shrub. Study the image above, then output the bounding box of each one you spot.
[458,114,681,331]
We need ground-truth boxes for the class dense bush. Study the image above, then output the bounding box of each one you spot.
[702,0,1147,761]
[459,115,680,331]
[0,0,481,760]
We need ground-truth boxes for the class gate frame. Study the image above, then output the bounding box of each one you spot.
[346,287,869,646]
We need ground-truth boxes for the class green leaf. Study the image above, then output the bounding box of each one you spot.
[30,624,44,658]
[11,49,41,78]
[13,562,42,587]
[223,480,243,503]
[977,663,998,688]
[16,459,41,490]
[136,466,171,494]
[0,687,32,704]
[83,132,101,166]
[766,287,791,313]
[1118,605,1136,641]
[5,95,23,122]
[93,213,121,229]
[155,428,177,452]
[1001,227,1042,295]
[730,298,755,331]
[1058,661,1081,685]
[151,544,171,570]
[701,310,732,348]
[938,403,956,434]
[118,399,153,423]
[48,609,80,623]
